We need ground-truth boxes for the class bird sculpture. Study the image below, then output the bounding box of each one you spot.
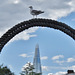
[29,6,44,18]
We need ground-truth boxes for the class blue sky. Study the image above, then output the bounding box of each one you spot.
[0,0,75,75]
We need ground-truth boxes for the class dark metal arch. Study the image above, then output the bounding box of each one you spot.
[0,18,75,52]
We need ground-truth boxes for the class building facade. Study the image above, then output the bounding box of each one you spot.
[33,44,42,75]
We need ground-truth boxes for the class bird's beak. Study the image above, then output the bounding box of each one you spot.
[29,6,32,8]
[29,6,31,8]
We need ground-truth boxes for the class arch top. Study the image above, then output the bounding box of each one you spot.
[0,18,75,52]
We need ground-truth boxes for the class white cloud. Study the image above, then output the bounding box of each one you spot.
[8,27,38,43]
[42,66,68,72]
[55,60,65,65]
[67,58,75,62]
[52,55,64,60]
[8,0,21,4]
[19,53,32,58]
[72,18,75,21]
[48,73,53,75]
[19,53,27,57]
[42,66,48,71]
[39,0,75,20]
[8,65,13,69]
[67,0,75,11]
[19,52,33,58]
[32,0,46,2]
[48,71,66,75]
[21,62,33,71]
[53,71,66,75]
[71,65,75,71]
[13,0,20,4]
[47,65,75,73]
[52,55,64,65]
[47,8,72,20]
[41,56,48,60]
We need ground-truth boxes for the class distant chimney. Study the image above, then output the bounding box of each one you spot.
[67,70,74,74]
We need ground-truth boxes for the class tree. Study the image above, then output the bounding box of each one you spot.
[20,62,35,75]
[0,64,15,75]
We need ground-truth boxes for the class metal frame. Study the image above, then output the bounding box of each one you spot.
[0,18,75,52]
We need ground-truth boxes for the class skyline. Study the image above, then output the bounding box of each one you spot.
[0,0,75,75]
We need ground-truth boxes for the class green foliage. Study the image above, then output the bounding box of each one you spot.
[0,64,15,75]
[20,72,25,75]
[20,62,35,75]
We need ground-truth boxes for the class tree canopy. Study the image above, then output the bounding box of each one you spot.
[0,64,15,75]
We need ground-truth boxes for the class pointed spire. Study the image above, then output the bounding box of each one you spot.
[36,44,39,49]
[33,44,42,75]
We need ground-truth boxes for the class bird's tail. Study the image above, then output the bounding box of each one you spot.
[41,11,44,13]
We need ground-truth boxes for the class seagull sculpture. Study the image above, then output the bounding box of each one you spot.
[29,6,44,18]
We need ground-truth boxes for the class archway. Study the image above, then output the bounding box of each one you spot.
[0,18,75,52]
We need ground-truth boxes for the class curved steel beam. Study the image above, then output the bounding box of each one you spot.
[0,18,75,52]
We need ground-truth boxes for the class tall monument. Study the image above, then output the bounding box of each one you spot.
[33,44,42,75]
